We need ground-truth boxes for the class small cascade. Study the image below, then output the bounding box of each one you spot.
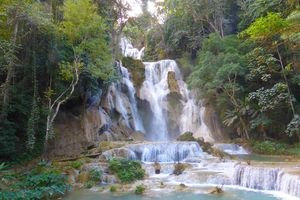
[120,65,145,132]
[230,164,300,198]
[127,142,204,163]
[106,83,131,127]
[276,171,300,197]
[213,143,249,155]
[104,62,145,132]
[233,165,280,190]
[120,37,144,59]
[102,142,204,163]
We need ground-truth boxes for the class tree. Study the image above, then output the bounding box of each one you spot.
[44,0,113,152]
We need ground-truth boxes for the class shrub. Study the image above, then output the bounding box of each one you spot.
[0,171,71,200]
[110,185,117,192]
[70,160,83,169]
[251,140,287,155]
[135,185,146,195]
[108,158,145,183]
[173,163,186,175]
[84,181,95,189]
[89,169,102,182]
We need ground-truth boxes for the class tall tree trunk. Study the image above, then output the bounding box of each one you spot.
[277,47,295,115]
[1,21,19,119]
[43,57,80,156]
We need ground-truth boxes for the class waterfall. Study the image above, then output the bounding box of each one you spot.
[230,164,300,197]
[233,165,280,190]
[139,59,213,141]
[213,143,249,155]
[102,141,204,163]
[104,62,145,132]
[139,60,177,141]
[127,142,203,163]
[120,65,145,132]
[120,37,144,60]
[276,171,300,197]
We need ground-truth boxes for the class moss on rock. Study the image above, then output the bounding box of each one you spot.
[121,57,145,89]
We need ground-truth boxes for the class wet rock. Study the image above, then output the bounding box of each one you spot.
[209,186,224,194]
[121,57,145,90]
[176,183,187,191]
[77,171,90,183]
[98,141,127,152]
[167,71,180,94]
[153,162,161,174]
[173,163,187,175]
[177,132,195,141]
[101,174,119,184]
[102,148,135,160]
[131,131,145,141]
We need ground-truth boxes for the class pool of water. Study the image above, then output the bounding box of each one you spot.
[64,189,281,200]
[237,154,289,162]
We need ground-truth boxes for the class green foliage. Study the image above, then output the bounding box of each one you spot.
[237,0,287,30]
[0,0,116,162]
[242,12,288,41]
[0,162,9,171]
[70,160,83,169]
[0,170,71,200]
[108,158,145,183]
[285,115,300,137]
[110,185,117,192]
[89,168,102,182]
[60,0,113,81]
[249,83,291,112]
[135,185,146,195]
[250,140,288,155]
[84,181,95,189]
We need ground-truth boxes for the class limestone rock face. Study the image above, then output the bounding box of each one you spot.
[49,106,107,157]
[202,99,228,141]
[167,71,180,94]
[121,57,145,91]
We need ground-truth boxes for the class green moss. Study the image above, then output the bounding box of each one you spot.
[70,160,83,169]
[177,132,228,158]
[177,132,195,141]
[84,181,95,189]
[110,185,117,192]
[135,185,146,195]
[173,163,187,175]
[121,57,145,89]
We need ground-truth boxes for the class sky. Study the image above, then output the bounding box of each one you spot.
[124,0,161,17]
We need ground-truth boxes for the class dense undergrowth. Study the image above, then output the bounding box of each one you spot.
[108,158,145,183]
[0,162,71,200]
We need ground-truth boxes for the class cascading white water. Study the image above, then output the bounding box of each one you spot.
[139,60,178,140]
[127,142,204,163]
[140,59,213,141]
[120,37,145,60]
[233,165,280,190]
[212,164,300,198]
[276,171,300,197]
[104,62,145,132]
[102,141,204,163]
[106,83,131,127]
[120,65,145,132]
[213,143,249,155]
